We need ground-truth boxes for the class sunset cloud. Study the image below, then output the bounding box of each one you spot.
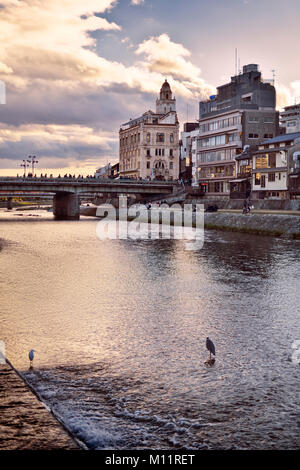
[0,1,216,172]
[0,0,297,175]
[0,1,213,97]
[135,34,215,98]
[0,123,118,173]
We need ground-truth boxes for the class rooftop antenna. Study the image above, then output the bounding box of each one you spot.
[235,48,238,75]
[238,57,241,74]
[271,69,276,85]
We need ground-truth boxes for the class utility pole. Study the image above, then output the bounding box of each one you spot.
[27,155,39,175]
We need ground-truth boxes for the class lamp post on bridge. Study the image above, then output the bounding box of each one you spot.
[27,155,39,176]
[20,159,30,177]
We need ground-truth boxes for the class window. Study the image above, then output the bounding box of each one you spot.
[264,134,273,139]
[256,156,268,169]
[264,117,274,123]
[242,94,252,103]
[170,133,174,143]
[248,116,259,123]
[169,162,173,169]
[170,149,173,157]
[249,133,259,139]
[268,173,275,182]
[228,133,239,143]
[156,133,164,143]
[268,154,276,168]
[155,149,158,156]
[255,173,261,185]
[199,135,225,147]
[146,133,150,143]
[146,149,150,156]
[146,162,150,169]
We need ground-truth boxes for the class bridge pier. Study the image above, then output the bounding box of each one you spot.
[7,197,12,210]
[53,192,80,220]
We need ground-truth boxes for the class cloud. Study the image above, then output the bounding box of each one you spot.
[275,81,300,109]
[0,123,118,172]
[0,2,215,173]
[135,34,215,98]
[0,1,212,97]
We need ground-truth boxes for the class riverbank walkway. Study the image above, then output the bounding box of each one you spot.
[219,209,300,216]
[0,361,80,450]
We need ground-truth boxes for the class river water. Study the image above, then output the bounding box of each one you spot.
[0,208,299,449]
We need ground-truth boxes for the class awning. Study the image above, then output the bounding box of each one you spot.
[229,178,248,183]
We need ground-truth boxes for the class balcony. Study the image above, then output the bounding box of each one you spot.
[237,171,251,178]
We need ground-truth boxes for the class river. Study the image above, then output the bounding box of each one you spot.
[0,208,299,449]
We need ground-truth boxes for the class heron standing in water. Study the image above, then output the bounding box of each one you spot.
[29,349,36,368]
[206,337,216,360]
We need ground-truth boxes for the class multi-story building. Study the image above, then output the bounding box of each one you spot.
[230,144,257,199]
[280,104,300,134]
[251,132,300,200]
[119,80,179,181]
[288,136,300,199]
[195,64,279,198]
[95,162,119,179]
[180,122,199,183]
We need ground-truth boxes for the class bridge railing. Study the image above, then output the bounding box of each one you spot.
[0,176,178,185]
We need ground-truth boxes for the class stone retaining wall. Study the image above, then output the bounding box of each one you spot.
[0,361,80,450]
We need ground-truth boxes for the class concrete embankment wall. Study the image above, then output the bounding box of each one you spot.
[81,206,300,239]
[190,197,300,211]
[203,212,300,238]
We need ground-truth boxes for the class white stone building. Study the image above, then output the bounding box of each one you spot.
[119,80,179,181]
[280,104,300,134]
[251,133,300,199]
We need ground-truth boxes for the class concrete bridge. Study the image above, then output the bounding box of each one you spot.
[0,177,178,219]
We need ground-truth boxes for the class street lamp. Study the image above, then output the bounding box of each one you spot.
[20,159,30,177]
[27,155,39,175]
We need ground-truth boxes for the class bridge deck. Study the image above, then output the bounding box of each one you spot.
[0,177,178,195]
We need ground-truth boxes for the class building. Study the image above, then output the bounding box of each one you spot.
[119,80,179,181]
[288,136,300,199]
[280,104,300,134]
[95,162,119,179]
[251,132,300,200]
[230,144,257,200]
[179,123,199,184]
[195,64,279,198]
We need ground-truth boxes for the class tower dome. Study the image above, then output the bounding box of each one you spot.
[160,79,172,100]
[156,79,176,114]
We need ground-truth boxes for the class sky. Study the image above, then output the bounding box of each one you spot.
[0,0,300,176]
